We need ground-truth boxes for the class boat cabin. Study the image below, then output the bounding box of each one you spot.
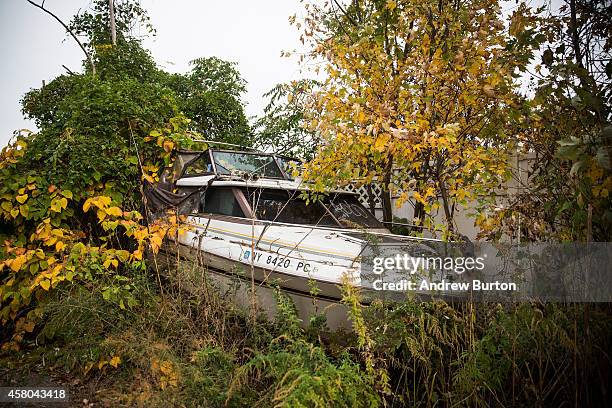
[149,148,385,231]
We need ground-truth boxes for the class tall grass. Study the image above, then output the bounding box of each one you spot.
[2,254,610,407]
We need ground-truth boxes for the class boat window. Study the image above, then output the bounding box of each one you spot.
[276,157,301,180]
[325,194,383,228]
[184,153,214,176]
[200,187,245,218]
[244,189,337,226]
[212,151,283,178]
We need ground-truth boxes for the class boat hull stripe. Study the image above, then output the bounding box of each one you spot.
[185,223,359,261]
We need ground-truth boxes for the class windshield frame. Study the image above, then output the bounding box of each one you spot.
[178,149,301,181]
[211,149,285,179]
[274,155,302,180]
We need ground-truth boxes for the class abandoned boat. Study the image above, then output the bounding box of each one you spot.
[145,146,462,328]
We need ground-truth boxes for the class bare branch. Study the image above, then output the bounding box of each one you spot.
[25,0,96,75]
[61,64,75,75]
[333,0,359,27]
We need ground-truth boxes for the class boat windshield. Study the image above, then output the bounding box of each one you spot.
[183,152,213,176]
[244,189,337,226]
[243,189,383,229]
[276,157,301,180]
[212,151,283,178]
[325,194,383,228]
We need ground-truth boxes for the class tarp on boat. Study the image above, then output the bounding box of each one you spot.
[142,179,203,218]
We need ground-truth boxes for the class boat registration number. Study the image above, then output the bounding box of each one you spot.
[242,250,311,273]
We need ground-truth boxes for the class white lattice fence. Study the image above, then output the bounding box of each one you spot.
[345,184,383,209]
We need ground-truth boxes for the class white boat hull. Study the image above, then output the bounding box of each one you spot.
[156,215,460,329]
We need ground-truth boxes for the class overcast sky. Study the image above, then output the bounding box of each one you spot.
[0,0,305,148]
[0,1,559,149]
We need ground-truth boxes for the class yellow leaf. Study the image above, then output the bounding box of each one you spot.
[10,255,26,272]
[110,356,121,368]
[162,140,174,153]
[19,205,29,217]
[16,194,28,204]
[97,209,107,222]
[50,199,62,213]
[116,250,130,262]
[374,137,387,152]
[19,205,28,217]
[40,280,51,291]
[150,234,163,252]
[1,201,12,212]
[83,198,93,212]
[51,264,63,276]
[413,191,425,204]
[55,241,66,252]
[106,206,123,217]
[160,360,173,375]
[132,249,143,260]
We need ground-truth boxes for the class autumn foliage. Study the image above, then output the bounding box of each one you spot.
[0,125,193,352]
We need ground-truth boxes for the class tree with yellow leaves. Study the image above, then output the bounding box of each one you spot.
[295,0,544,235]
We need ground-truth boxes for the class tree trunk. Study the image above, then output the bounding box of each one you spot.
[109,0,117,45]
[438,178,455,235]
[382,190,393,224]
[381,157,394,223]
[569,0,583,69]
[413,201,425,232]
